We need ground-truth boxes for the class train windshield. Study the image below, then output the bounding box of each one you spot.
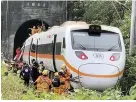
[71,30,122,51]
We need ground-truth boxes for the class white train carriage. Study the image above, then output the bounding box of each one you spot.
[22,21,126,90]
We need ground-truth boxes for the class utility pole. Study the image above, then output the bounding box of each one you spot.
[66,0,67,21]
[129,0,136,55]
[6,0,9,59]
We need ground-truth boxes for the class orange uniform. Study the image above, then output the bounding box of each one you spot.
[61,64,72,90]
[31,28,37,35]
[53,76,67,95]
[35,75,52,93]
[37,27,42,33]
[64,69,71,89]
[59,76,67,94]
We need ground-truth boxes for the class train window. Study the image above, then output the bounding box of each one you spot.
[49,43,53,54]
[38,44,45,54]
[37,43,53,54]
[63,38,66,48]
[56,42,61,55]
[44,45,47,54]
[47,44,50,54]
[71,31,122,52]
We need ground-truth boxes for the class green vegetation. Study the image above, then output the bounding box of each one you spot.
[1,65,27,100]
[1,0,136,100]
[69,0,131,26]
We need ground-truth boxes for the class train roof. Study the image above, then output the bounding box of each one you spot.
[62,23,121,34]
[49,26,60,29]
[58,21,120,33]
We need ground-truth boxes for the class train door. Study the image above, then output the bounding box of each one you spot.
[36,39,38,62]
[49,34,58,79]
[29,38,33,65]
[19,43,25,61]
[61,37,66,56]
[52,34,57,72]
[32,39,38,61]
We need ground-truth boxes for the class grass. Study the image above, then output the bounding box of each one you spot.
[1,64,30,100]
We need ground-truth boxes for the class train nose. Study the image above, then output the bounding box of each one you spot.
[78,64,121,90]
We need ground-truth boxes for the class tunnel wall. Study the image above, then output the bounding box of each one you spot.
[1,1,66,59]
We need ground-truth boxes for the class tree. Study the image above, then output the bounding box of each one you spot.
[83,1,130,25]
[67,1,131,26]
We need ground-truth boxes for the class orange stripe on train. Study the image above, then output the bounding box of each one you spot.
[23,52,124,78]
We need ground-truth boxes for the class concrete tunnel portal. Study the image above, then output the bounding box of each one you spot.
[13,19,49,58]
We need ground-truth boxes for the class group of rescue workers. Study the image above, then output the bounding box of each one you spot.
[29,24,46,36]
[4,59,74,95]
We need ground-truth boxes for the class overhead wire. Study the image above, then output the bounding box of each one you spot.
[114,0,130,11]
[111,1,122,20]
[111,1,122,27]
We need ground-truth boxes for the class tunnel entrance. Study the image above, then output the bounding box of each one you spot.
[13,19,49,58]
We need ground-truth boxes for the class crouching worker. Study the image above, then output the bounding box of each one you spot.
[34,70,52,94]
[59,70,68,94]
[21,63,31,87]
[31,61,39,82]
[52,70,67,95]
[52,72,61,94]
[61,64,72,91]
[38,61,45,75]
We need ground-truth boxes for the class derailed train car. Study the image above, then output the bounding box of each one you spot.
[21,21,126,90]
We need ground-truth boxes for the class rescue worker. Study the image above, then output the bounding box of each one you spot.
[52,72,61,94]
[16,60,23,76]
[31,61,39,82]
[32,59,36,64]
[20,61,27,79]
[17,60,23,70]
[4,60,11,71]
[38,61,45,75]
[28,59,35,68]
[14,47,22,61]
[29,26,37,35]
[29,59,35,67]
[29,59,36,82]
[58,70,68,94]
[37,25,42,33]
[11,61,17,74]
[21,63,31,87]
[4,60,9,76]
[3,59,8,65]
[42,24,46,31]
[14,62,19,74]
[61,64,72,91]
[34,70,52,94]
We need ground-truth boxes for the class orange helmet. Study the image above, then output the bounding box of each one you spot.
[61,64,66,70]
